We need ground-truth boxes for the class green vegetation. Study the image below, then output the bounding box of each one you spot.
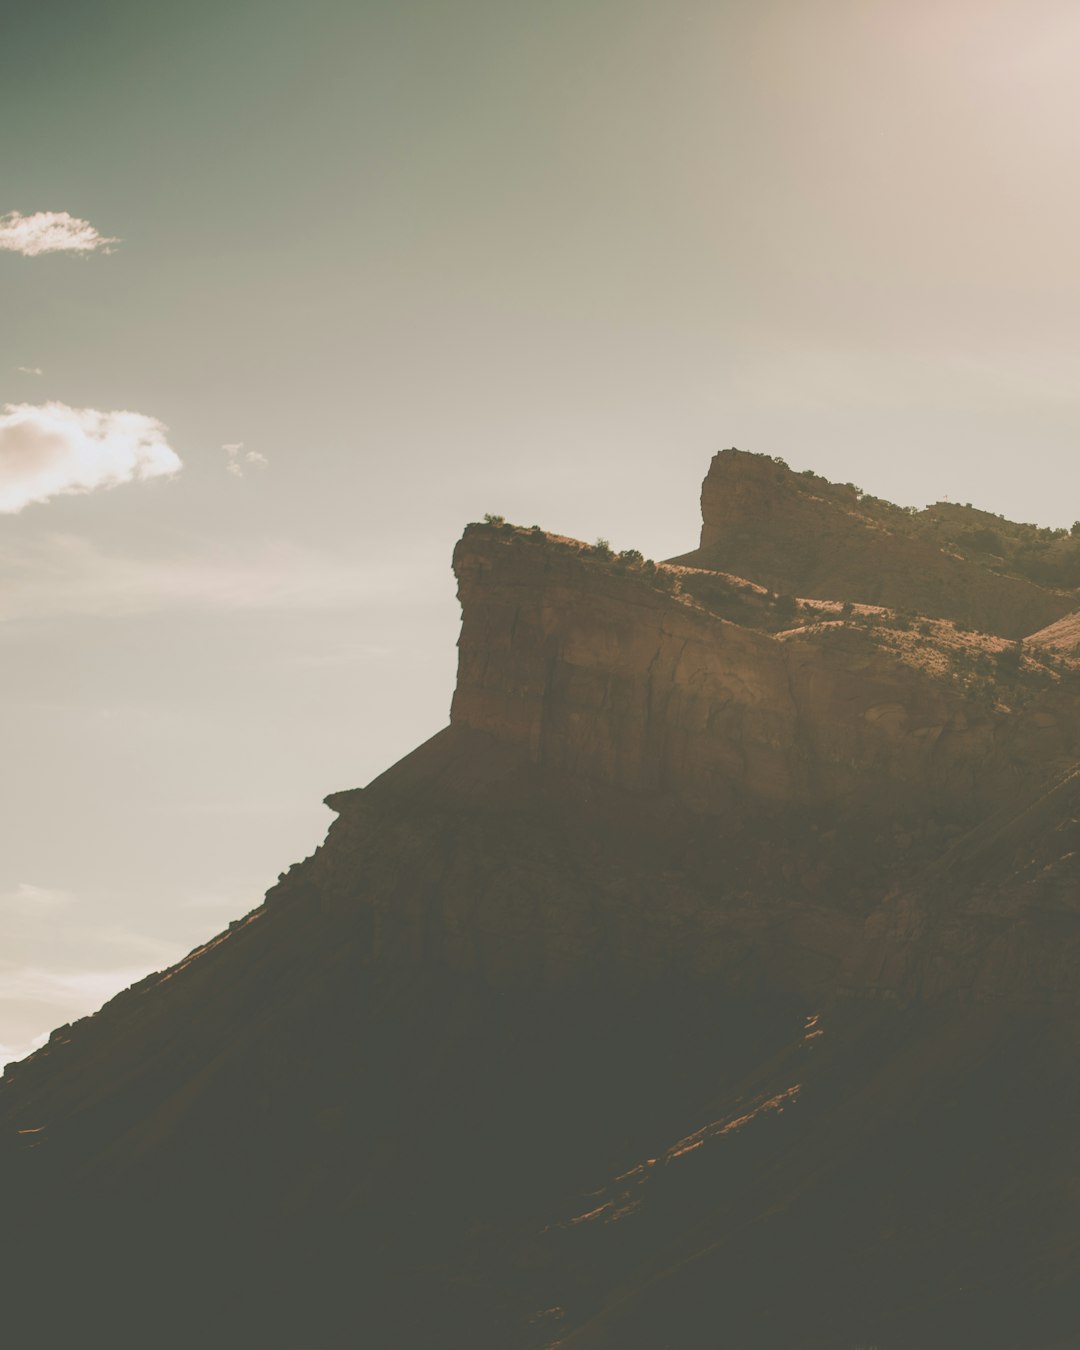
[996,641,1023,676]
[679,572,763,624]
[470,518,685,599]
[782,458,1080,590]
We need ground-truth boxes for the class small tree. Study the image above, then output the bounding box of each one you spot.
[483,513,505,526]
[593,537,613,558]
[996,641,1023,677]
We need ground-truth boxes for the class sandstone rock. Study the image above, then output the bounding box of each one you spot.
[672,448,1073,638]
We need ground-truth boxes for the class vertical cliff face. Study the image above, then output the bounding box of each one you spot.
[451,529,797,809]
[451,524,1080,827]
[674,448,1073,637]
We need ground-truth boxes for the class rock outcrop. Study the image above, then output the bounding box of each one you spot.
[673,448,1074,637]
[452,523,1080,827]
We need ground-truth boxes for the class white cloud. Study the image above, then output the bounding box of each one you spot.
[0,210,117,256]
[223,442,268,477]
[16,366,43,376]
[0,402,181,513]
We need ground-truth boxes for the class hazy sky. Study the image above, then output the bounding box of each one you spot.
[4,0,1080,1063]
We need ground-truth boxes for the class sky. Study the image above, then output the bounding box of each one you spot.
[4,0,1080,1063]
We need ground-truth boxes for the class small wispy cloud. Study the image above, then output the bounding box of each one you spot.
[223,442,268,478]
[183,888,250,910]
[0,1031,49,1069]
[0,925,187,1068]
[15,366,43,377]
[0,964,159,1009]
[0,210,118,257]
[0,532,418,622]
[0,883,76,913]
[0,402,181,513]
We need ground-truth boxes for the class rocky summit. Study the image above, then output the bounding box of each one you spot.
[5,450,1080,1349]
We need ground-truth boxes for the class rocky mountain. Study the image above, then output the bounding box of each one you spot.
[5,450,1080,1349]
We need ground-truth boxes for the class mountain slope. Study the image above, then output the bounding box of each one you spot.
[4,452,1080,1349]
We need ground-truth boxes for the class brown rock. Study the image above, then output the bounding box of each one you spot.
[672,448,1073,638]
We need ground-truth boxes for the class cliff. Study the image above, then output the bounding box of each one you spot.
[451,523,1080,824]
[5,451,1080,1349]
[672,448,1075,637]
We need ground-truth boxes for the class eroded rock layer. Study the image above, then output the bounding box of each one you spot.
[452,524,1080,826]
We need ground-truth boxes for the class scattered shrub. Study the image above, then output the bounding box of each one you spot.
[966,526,1004,555]
[996,642,1023,676]
[483,513,506,526]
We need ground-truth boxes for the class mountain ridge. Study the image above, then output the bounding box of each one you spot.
[5,448,1080,1348]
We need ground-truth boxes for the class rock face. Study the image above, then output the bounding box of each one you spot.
[5,451,1080,1349]
[452,524,1079,826]
[674,447,1073,637]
